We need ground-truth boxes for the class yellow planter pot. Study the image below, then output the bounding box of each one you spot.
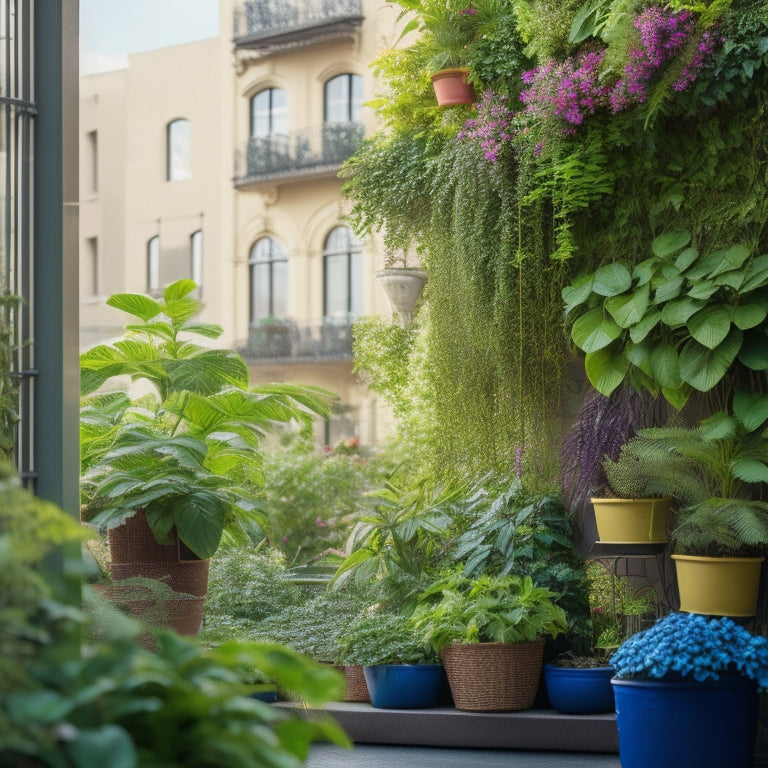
[591,497,671,544]
[672,554,764,617]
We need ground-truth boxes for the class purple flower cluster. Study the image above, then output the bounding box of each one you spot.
[673,27,721,92]
[457,89,516,162]
[520,50,609,130]
[611,612,768,690]
[610,6,696,112]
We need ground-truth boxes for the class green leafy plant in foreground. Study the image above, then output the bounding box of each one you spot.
[0,463,348,768]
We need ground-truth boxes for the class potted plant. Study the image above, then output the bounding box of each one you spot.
[610,611,768,768]
[412,571,568,711]
[80,279,333,633]
[542,561,656,715]
[604,392,768,616]
[375,248,428,327]
[339,611,443,709]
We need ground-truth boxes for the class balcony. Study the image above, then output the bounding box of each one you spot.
[234,122,365,186]
[233,0,363,55]
[240,317,354,363]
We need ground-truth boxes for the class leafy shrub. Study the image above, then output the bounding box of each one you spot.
[339,612,438,666]
[261,435,376,565]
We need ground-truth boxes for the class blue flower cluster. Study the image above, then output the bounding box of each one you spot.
[610,612,768,689]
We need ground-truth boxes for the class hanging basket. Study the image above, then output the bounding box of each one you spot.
[591,497,671,544]
[440,640,545,711]
[671,554,764,617]
[375,268,427,327]
[430,68,476,106]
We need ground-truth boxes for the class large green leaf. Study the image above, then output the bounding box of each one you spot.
[651,230,690,258]
[164,278,197,303]
[653,274,684,304]
[741,254,768,292]
[171,492,228,559]
[662,383,692,410]
[660,297,705,327]
[738,331,768,370]
[106,293,162,322]
[678,330,742,391]
[571,306,622,352]
[687,280,719,300]
[165,351,249,394]
[562,273,594,313]
[629,308,662,343]
[64,726,137,768]
[708,244,751,277]
[584,347,630,396]
[674,247,699,272]
[632,256,658,286]
[733,391,768,432]
[699,411,736,441]
[648,342,681,388]
[731,458,768,484]
[733,302,767,330]
[605,284,650,328]
[591,263,632,296]
[687,305,732,349]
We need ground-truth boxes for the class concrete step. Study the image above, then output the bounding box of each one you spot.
[281,703,619,753]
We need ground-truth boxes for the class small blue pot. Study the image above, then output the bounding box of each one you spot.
[543,664,615,714]
[612,676,759,768]
[363,664,443,709]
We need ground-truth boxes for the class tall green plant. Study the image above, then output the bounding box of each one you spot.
[80,280,333,559]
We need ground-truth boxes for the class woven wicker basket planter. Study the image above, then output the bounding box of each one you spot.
[343,664,371,702]
[440,639,546,711]
[106,510,210,635]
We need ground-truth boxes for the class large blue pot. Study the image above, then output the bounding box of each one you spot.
[543,664,615,714]
[612,676,759,768]
[363,664,443,709]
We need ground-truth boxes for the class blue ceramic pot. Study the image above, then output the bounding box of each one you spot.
[363,664,443,709]
[612,676,759,768]
[543,664,615,714]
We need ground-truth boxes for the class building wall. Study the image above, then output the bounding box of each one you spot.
[78,0,402,445]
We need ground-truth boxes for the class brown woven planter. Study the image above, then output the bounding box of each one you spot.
[440,639,545,711]
[106,510,210,635]
[343,664,371,703]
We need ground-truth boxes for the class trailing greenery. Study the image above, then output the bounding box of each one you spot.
[343,0,768,485]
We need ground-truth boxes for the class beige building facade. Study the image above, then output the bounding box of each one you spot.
[79,0,400,446]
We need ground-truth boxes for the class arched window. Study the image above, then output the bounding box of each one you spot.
[249,237,288,322]
[324,74,363,123]
[147,236,160,294]
[323,226,362,318]
[250,88,288,137]
[190,230,203,289]
[167,118,191,181]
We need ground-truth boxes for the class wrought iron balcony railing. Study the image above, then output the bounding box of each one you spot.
[234,122,365,186]
[239,317,355,363]
[233,0,363,48]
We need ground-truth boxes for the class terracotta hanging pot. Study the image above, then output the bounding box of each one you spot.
[430,68,476,106]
